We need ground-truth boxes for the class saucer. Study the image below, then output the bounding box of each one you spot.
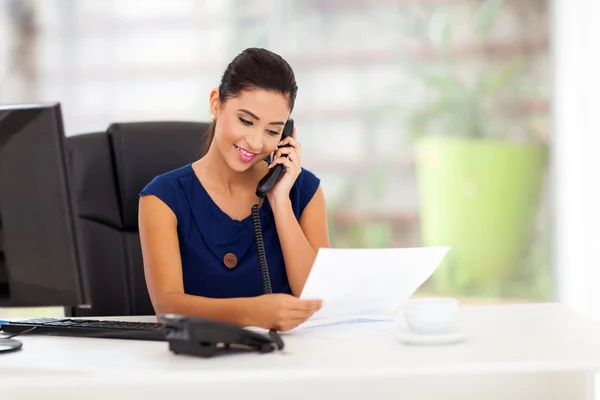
[399,330,467,346]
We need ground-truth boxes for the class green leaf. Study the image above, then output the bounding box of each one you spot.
[474,0,505,38]
[406,95,471,140]
[370,165,388,201]
[428,7,453,56]
[363,223,392,248]
[475,60,524,97]
[399,9,430,42]
[403,61,485,140]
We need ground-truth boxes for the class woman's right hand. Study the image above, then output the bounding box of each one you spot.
[248,294,323,331]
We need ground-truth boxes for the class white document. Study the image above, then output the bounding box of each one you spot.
[299,247,450,322]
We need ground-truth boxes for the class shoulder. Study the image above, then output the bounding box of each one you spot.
[139,163,194,217]
[141,164,193,193]
[296,167,320,191]
[290,167,321,215]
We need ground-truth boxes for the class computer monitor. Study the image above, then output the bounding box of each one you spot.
[0,102,90,309]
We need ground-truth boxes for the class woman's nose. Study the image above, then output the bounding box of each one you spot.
[245,132,263,153]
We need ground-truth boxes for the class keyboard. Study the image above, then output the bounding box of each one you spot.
[0,317,167,341]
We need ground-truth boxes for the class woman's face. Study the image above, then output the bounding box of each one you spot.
[210,89,290,173]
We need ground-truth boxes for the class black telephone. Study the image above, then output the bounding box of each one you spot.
[256,118,294,198]
[162,120,294,357]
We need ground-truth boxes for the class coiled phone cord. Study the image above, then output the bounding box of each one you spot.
[251,202,285,351]
[252,203,272,295]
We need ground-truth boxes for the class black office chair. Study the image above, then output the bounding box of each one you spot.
[65,121,210,317]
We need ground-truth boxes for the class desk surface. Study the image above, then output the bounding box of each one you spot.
[1,303,600,399]
[2,302,600,378]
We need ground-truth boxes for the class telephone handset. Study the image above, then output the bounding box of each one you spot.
[162,119,294,357]
[255,118,294,199]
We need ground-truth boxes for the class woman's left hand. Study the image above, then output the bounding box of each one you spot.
[267,127,302,206]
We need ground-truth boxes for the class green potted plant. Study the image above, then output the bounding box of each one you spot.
[404,0,549,297]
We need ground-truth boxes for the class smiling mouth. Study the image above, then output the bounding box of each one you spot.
[234,145,257,161]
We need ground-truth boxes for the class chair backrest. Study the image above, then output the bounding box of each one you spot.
[65,121,210,316]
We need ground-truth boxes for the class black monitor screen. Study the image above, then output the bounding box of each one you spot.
[0,103,89,308]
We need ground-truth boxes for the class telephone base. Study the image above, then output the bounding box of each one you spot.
[159,314,280,358]
[167,337,276,357]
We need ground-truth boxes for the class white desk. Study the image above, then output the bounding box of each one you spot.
[1,303,600,399]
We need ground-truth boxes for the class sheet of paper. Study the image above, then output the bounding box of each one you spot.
[299,246,450,321]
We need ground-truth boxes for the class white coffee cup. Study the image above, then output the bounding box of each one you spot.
[403,297,459,335]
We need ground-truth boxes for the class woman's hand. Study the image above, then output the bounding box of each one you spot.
[267,127,302,206]
[247,293,322,331]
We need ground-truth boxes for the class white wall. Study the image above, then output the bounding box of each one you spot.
[553,0,600,318]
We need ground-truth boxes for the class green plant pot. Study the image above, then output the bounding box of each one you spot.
[415,137,547,296]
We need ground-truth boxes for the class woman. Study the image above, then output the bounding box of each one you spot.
[138,48,329,332]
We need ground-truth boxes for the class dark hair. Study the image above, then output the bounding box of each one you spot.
[201,48,298,156]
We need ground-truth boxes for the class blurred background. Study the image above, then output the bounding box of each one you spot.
[1,0,598,319]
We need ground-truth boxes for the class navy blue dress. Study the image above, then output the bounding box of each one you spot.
[139,163,320,298]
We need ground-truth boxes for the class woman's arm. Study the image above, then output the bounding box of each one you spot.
[139,194,322,330]
[138,195,253,325]
[271,185,331,296]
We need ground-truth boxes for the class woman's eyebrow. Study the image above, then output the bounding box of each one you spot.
[238,109,285,125]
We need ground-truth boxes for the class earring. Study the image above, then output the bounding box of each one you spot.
[211,114,215,120]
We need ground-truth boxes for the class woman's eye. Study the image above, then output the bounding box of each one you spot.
[267,130,280,136]
[239,117,252,126]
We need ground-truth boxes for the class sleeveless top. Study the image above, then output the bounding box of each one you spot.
[139,163,321,298]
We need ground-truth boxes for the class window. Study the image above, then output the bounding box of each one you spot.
[0,0,551,319]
